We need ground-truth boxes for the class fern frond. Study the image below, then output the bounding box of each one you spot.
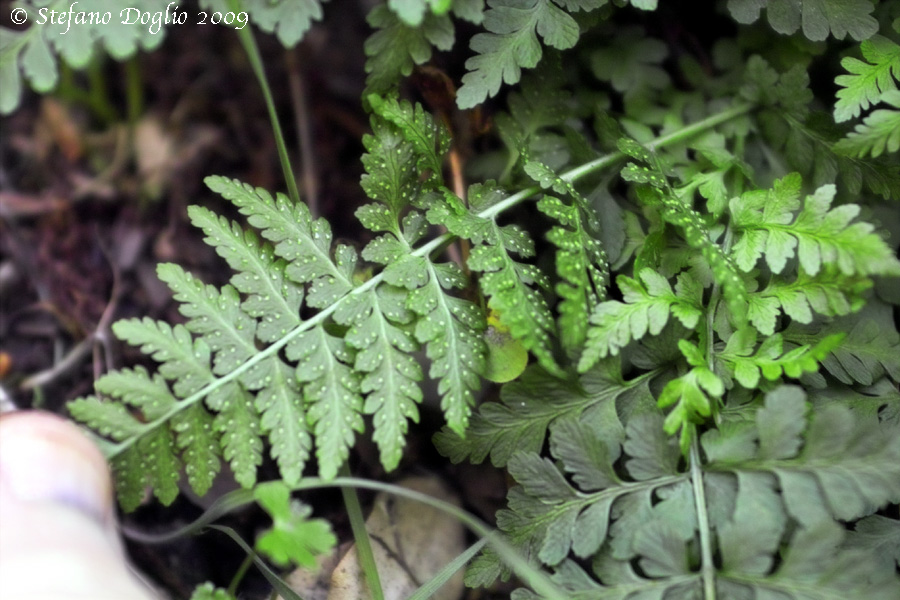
[658,340,724,453]
[188,206,303,343]
[337,287,423,470]
[456,0,594,109]
[834,90,900,158]
[620,138,749,324]
[717,327,843,390]
[706,386,900,524]
[364,6,455,95]
[158,264,258,377]
[435,359,654,468]
[464,413,688,586]
[579,269,702,371]
[834,35,900,123]
[360,101,487,439]
[427,181,560,375]
[747,271,872,336]
[526,160,610,352]
[474,386,900,597]
[730,173,900,278]
[205,177,356,308]
[367,95,450,187]
[69,369,185,509]
[285,326,362,480]
[784,302,900,386]
[409,260,486,434]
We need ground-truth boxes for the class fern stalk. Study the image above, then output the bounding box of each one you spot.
[690,437,716,600]
[696,220,737,600]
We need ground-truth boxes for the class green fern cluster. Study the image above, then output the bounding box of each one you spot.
[25,0,900,596]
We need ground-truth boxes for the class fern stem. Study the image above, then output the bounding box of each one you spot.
[103,102,756,460]
[481,103,754,221]
[690,438,716,599]
[229,0,302,206]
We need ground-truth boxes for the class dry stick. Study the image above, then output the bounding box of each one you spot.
[444,146,466,267]
[20,235,123,391]
[285,49,319,215]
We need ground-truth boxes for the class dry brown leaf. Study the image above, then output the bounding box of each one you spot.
[281,476,465,600]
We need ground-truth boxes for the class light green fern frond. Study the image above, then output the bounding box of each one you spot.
[730,173,900,278]
[579,269,702,371]
[834,90,900,159]
[834,35,900,123]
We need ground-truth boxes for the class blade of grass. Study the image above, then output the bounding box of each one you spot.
[407,538,487,600]
[339,464,384,600]
[226,0,301,205]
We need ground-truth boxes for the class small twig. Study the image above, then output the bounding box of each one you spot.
[19,234,123,391]
[446,147,469,270]
[285,48,319,214]
[19,337,93,391]
[92,236,123,378]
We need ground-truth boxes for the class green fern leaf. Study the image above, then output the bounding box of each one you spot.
[408,260,486,434]
[468,224,560,375]
[204,176,356,308]
[730,173,900,278]
[834,36,900,123]
[360,104,485,441]
[590,28,669,99]
[747,271,872,336]
[435,360,654,467]
[111,318,213,397]
[427,182,560,374]
[706,386,900,524]
[235,0,326,47]
[337,287,423,470]
[254,360,310,487]
[621,140,749,324]
[188,206,303,343]
[364,7,453,95]
[527,160,610,351]
[456,0,582,109]
[784,302,900,386]
[367,95,451,188]
[466,413,688,586]
[726,0,878,42]
[844,515,900,573]
[718,327,844,389]
[579,269,702,371]
[834,90,900,158]
[286,326,363,480]
[157,264,258,376]
[742,56,900,200]
[658,355,723,453]
[494,61,576,178]
[69,369,185,508]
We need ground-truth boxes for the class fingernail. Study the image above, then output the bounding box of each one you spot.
[0,411,113,523]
